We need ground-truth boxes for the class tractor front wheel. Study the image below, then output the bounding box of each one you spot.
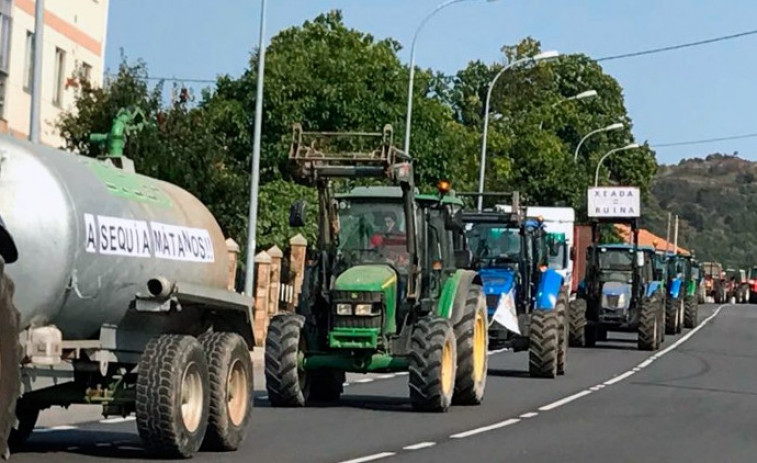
[529,309,559,378]
[452,284,488,405]
[0,266,21,459]
[409,317,457,412]
[568,298,588,347]
[265,314,308,407]
[556,294,569,375]
[638,299,660,351]
[684,296,699,328]
[665,296,679,335]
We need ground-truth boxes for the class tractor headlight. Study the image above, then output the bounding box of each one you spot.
[354,304,374,316]
[336,303,352,316]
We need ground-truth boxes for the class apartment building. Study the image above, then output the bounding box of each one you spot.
[0,0,109,147]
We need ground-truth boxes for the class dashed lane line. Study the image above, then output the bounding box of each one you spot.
[337,305,725,462]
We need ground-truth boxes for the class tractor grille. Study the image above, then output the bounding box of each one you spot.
[331,291,383,303]
[332,315,383,330]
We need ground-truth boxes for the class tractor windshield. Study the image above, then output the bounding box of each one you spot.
[545,233,566,270]
[596,248,634,283]
[465,224,521,266]
[336,199,409,268]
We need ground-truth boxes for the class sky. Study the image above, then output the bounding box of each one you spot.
[103,0,757,166]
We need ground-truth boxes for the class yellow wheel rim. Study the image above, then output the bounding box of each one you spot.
[226,359,249,426]
[473,310,486,382]
[441,339,454,395]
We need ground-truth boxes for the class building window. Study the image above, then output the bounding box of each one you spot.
[53,47,65,106]
[81,61,92,83]
[0,0,11,75]
[23,31,33,92]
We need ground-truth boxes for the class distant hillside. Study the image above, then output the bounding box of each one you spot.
[643,153,757,269]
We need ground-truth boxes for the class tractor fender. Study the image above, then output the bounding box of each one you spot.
[669,279,682,299]
[535,269,564,311]
[645,281,662,298]
[438,269,482,322]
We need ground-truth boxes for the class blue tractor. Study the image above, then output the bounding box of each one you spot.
[570,219,666,351]
[659,250,686,335]
[460,199,568,378]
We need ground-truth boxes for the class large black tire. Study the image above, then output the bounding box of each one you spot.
[568,298,588,347]
[408,317,457,412]
[452,284,488,405]
[264,314,308,407]
[665,295,683,335]
[638,299,660,351]
[136,335,211,459]
[529,309,558,378]
[684,296,699,328]
[556,294,569,376]
[0,267,21,460]
[199,332,253,452]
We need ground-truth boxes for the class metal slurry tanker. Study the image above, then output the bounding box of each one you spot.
[0,113,255,459]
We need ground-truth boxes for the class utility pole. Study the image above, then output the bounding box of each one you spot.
[673,215,679,253]
[243,0,267,296]
[29,0,44,143]
[665,212,671,255]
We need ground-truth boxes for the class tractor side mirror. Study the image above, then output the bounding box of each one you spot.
[444,205,463,231]
[454,249,473,269]
[289,200,307,227]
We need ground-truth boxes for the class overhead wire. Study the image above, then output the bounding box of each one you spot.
[651,132,757,148]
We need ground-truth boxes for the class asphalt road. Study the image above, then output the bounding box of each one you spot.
[10,303,753,463]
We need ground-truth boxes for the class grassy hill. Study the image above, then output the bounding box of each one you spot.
[642,153,757,269]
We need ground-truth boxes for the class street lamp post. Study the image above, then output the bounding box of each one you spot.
[539,89,597,129]
[476,50,560,211]
[404,0,498,156]
[573,122,624,162]
[243,0,267,297]
[594,143,640,187]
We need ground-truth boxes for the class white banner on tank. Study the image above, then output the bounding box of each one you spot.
[83,214,215,262]
[150,221,215,263]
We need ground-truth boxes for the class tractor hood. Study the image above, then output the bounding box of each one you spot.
[334,264,397,292]
[601,281,632,309]
[479,267,516,296]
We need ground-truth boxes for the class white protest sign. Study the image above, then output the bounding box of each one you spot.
[587,187,640,218]
[492,290,520,335]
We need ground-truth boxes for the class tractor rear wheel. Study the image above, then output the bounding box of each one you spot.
[198,332,253,452]
[556,294,569,376]
[452,284,488,405]
[265,314,308,407]
[309,369,344,403]
[0,266,20,460]
[568,298,588,347]
[638,298,660,351]
[529,309,558,378]
[684,296,699,328]
[409,317,457,412]
[136,335,210,458]
[665,296,679,335]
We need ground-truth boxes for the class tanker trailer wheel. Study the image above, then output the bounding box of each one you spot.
[136,335,210,458]
[0,268,21,459]
[556,293,569,376]
[408,317,457,412]
[198,332,253,452]
[529,309,558,378]
[684,296,699,328]
[568,298,589,347]
[452,284,488,405]
[264,314,309,407]
[638,299,660,351]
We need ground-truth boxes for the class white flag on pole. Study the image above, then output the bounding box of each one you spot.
[492,290,520,335]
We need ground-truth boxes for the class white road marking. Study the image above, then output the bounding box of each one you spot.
[603,370,636,386]
[395,372,409,376]
[338,452,396,463]
[403,442,436,450]
[539,390,593,411]
[374,374,397,379]
[99,416,136,424]
[450,418,520,439]
[34,425,78,433]
[589,385,603,391]
[354,378,374,384]
[487,347,510,355]
[519,412,538,418]
[343,382,351,387]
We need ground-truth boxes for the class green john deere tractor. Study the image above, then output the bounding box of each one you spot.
[264,124,488,412]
